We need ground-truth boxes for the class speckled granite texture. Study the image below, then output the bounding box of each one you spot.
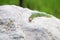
[0,5,60,40]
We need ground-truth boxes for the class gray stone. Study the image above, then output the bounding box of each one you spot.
[0,5,60,40]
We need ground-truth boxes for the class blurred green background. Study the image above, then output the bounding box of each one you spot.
[0,0,60,18]
[0,0,19,5]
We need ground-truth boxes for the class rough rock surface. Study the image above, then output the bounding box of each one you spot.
[0,5,60,40]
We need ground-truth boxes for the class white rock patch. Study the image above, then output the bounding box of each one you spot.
[0,5,60,40]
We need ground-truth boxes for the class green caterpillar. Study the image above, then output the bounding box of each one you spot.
[29,12,52,22]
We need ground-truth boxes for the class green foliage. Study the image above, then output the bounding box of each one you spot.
[22,0,60,18]
[0,0,19,5]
